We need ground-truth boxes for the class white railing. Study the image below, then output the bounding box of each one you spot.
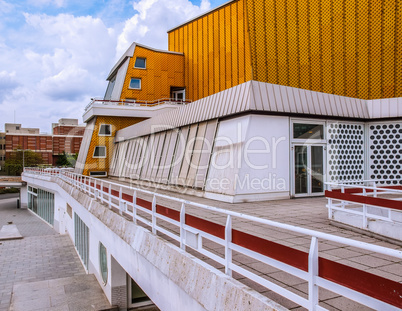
[84,98,191,112]
[23,168,402,311]
[325,180,402,229]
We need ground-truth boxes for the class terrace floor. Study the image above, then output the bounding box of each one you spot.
[108,177,402,310]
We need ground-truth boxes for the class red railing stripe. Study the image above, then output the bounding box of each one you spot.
[325,190,402,210]
[185,215,225,239]
[319,258,402,308]
[232,230,309,271]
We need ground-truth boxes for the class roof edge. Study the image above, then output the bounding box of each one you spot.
[167,0,237,33]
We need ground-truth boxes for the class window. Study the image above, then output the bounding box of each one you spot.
[293,123,324,140]
[99,243,108,285]
[129,78,141,90]
[93,146,106,158]
[99,124,111,136]
[89,171,107,177]
[134,57,146,69]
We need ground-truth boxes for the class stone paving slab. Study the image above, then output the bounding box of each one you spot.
[9,275,111,311]
[0,225,22,241]
[0,197,110,311]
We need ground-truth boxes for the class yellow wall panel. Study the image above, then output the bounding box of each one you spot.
[168,0,253,101]
[120,46,184,101]
[245,0,402,99]
[83,116,145,176]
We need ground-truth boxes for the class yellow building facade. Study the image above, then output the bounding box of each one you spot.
[82,116,145,176]
[120,46,185,102]
[169,0,402,100]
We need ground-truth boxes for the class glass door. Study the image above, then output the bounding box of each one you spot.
[293,145,325,196]
[172,89,185,101]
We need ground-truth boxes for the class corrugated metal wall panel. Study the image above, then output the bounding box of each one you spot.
[186,122,207,187]
[170,126,189,184]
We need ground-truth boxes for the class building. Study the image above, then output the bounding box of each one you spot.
[20,0,402,310]
[76,0,401,203]
[5,118,85,166]
[0,133,5,171]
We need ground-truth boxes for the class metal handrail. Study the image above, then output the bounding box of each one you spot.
[23,167,402,311]
[85,98,191,111]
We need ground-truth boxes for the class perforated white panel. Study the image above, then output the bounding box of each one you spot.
[327,123,365,182]
[369,122,402,185]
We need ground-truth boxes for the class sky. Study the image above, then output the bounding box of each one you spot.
[0,0,227,133]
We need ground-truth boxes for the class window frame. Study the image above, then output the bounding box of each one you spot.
[89,171,108,177]
[129,78,141,90]
[93,146,107,158]
[134,57,146,69]
[99,242,108,285]
[98,124,112,137]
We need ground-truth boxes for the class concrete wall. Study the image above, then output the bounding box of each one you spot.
[205,115,290,202]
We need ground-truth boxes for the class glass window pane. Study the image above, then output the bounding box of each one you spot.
[94,146,106,157]
[99,124,111,136]
[131,279,149,303]
[129,78,141,89]
[99,243,108,284]
[293,123,324,139]
[295,146,308,194]
[134,58,146,69]
[311,146,324,193]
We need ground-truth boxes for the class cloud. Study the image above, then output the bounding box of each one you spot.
[117,0,211,55]
[26,0,67,8]
[0,0,220,132]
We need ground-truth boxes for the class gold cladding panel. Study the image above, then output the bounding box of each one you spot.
[168,0,252,101]
[82,116,145,175]
[245,0,402,99]
[120,46,184,101]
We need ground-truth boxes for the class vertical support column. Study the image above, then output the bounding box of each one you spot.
[180,203,185,250]
[308,236,319,310]
[225,215,232,277]
[110,256,128,310]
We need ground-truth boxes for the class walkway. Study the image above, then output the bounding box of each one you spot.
[0,195,110,311]
[110,178,402,310]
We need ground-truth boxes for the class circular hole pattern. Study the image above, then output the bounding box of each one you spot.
[328,123,364,182]
[369,122,402,185]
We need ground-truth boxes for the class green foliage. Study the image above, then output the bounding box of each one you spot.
[5,148,43,176]
[56,151,78,167]
[0,187,20,194]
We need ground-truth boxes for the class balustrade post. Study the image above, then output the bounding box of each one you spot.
[152,195,156,234]
[308,237,319,310]
[108,184,112,209]
[119,186,123,215]
[133,190,137,225]
[225,215,232,277]
[101,181,104,201]
[180,203,185,250]
[341,185,345,209]
[362,188,367,229]
[327,184,333,219]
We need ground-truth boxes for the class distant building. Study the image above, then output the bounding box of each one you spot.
[0,133,5,171]
[5,118,85,166]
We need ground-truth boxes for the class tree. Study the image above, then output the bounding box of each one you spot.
[56,151,78,167]
[5,148,43,175]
